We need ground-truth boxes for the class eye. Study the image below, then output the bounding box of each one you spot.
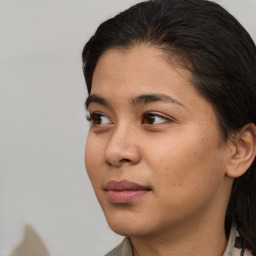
[143,113,169,125]
[87,113,111,125]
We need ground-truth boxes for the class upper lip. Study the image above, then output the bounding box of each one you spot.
[105,180,150,191]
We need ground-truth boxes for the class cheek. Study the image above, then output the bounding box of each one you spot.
[85,134,104,186]
[144,132,226,199]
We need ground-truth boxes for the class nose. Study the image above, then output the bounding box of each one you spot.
[104,125,141,167]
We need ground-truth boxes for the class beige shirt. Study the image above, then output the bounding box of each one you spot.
[105,223,253,256]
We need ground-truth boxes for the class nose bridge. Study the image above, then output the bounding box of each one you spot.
[105,121,140,166]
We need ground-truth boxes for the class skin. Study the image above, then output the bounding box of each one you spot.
[85,45,235,256]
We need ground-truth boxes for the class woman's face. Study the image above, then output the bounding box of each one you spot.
[85,45,233,238]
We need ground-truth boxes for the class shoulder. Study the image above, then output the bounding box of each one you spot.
[232,233,255,256]
[105,237,133,256]
[223,223,255,256]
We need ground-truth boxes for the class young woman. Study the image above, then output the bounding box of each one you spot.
[82,0,256,255]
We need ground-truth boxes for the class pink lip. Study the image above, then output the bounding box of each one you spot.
[105,180,151,203]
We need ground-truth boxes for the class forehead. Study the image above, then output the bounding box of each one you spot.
[91,45,194,96]
[92,45,215,112]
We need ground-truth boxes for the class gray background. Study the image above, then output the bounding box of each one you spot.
[1,1,255,255]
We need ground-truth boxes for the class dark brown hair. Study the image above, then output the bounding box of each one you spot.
[82,0,256,252]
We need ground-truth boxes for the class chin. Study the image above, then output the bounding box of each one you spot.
[103,208,152,237]
[108,221,148,237]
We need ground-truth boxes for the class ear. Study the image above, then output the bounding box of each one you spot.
[225,123,256,178]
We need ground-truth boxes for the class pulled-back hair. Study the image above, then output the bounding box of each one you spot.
[82,0,256,252]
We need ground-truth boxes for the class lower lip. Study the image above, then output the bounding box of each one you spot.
[106,190,149,203]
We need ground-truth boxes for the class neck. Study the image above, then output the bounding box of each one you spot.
[131,214,228,256]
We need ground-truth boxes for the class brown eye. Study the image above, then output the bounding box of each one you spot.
[143,113,168,125]
[87,113,111,125]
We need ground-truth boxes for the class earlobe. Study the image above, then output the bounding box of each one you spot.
[225,123,256,178]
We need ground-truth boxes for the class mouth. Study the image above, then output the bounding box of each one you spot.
[105,180,151,203]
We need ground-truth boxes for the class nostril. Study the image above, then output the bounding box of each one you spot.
[105,158,131,167]
[121,159,131,163]
[105,160,112,167]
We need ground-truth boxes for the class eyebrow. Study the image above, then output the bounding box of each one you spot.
[130,93,184,107]
[85,93,184,110]
[85,94,111,110]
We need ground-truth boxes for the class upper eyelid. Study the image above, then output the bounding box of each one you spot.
[145,112,167,118]
[143,113,167,119]
[89,112,109,118]
[143,112,174,121]
[87,111,109,117]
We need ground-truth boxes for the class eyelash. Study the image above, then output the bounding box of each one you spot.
[87,112,170,126]
[86,112,111,125]
[142,113,169,125]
